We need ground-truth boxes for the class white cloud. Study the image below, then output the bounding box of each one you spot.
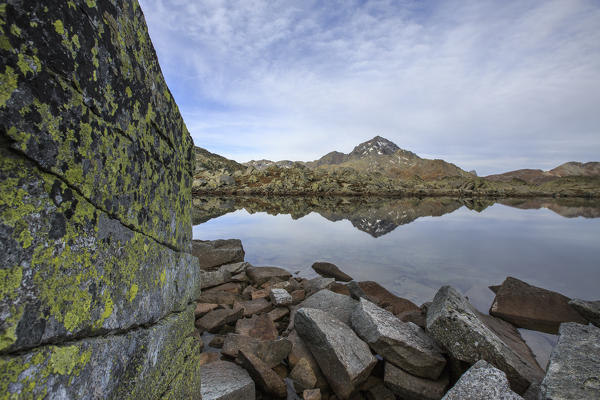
[139,0,600,175]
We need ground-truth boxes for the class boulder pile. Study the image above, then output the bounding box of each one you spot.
[194,240,600,400]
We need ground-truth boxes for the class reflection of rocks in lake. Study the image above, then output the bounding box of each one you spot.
[499,198,600,218]
[193,196,464,237]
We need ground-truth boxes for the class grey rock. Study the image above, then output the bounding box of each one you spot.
[312,262,353,282]
[304,277,335,295]
[366,383,396,400]
[426,286,544,394]
[298,289,358,326]
[351,298,446,379]
[222,334,292,368]
[271,288,293,306]
[569,298,600,328]
[442,360,522,400]
[1,306,203,399]
[540,322,600,399]
[384,362,449,400]
[247,266,292,285]
[200,262,249,289]
[201,360,256,400]
[295,308,377,399]
[193,239,245,271]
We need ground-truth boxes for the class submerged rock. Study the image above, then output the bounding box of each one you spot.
[569,298,600,328]
[312,262,353,282]
[192,239,246,271]
[384,362,449,400]
[442,360,522,400]
[489,277,586,334]
[295,308,377,399]
[540,322,600,399]
[351,298,446,379]
[426,286,544,394]
[201,360,256,400]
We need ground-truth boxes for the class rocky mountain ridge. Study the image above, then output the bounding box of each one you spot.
[485,162,600,184]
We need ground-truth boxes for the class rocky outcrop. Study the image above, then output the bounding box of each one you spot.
[0,0,201,397]
[540,323,600,399]
[442,360,522,400]
[351,298,446,380]
[426,286,544,394]
[489,277,586,333]
[295,308,377,399]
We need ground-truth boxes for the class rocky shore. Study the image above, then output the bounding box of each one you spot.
[193,239,600,400]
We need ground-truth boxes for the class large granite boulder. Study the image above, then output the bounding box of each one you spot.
[489,277,586,334]
[540,322,600,399]
[295,308,377,399]
[569,298,600,328]
[426,286,544,394]
[192,239,245,270]
[201,360,256,400]
[442,360,522,400]
[0,0,202,397]
[351,298,446,379]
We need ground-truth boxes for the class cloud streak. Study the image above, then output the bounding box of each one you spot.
[139,0,600,175]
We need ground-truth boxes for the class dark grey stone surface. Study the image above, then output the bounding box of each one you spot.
[540,322,600,400]
[295,307,376,399]
[352,298,446,379]
[569,298,600,328]
[384,362,449,400]
[442,360,522,400]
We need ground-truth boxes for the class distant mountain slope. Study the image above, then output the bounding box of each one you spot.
[485,162,600,184]
[194,147,244,174]
[308,136,472,180]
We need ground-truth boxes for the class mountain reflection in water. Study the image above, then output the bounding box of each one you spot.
[192,196,600,238]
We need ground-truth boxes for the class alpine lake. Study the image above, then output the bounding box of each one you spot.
[192,195,600,368]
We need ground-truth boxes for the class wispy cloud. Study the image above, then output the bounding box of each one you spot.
[139,0,600,175]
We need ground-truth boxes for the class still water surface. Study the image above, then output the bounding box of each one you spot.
[193,196,600,366]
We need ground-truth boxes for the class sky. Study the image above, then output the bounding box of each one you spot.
[138,0,600,175]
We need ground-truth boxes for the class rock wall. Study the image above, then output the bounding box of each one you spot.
[0,0,202,398]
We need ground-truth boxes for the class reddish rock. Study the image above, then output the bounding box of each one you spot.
[384,362,449,400]
[209,335,225,348]
[312,262,353,282]
[291,289,306,304]
[204,282,242,295]
[239,350,287,398]
[303,388,322,400]
[288,330,329,390]
[268,307,290,322]
[489,277,587,334]
[199,352,221,366]
[194,303,219,319]
[330,282,351,296]
[290,357,318,391]
[195,307,244,333]
[348,281,419,316]
[235,314,278,340]
[197,291,241,306]
[273,364,289,379]
[251,289,270,300]
[234,298,273,317]
[247,266,292,285]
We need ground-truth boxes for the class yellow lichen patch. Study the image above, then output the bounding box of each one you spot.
[0,266,22,300]
[129,284,138,302]
[0,66,18,107]
[53,20,64,35]
[86,0,97,8]
[9,23,21,37]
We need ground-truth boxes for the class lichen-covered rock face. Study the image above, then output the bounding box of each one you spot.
[1,0,201,398]
[0,0,194,251]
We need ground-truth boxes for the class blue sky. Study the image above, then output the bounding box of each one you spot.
[139,0,600,175]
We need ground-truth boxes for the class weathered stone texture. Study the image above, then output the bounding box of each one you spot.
[0,0,201,397]
[442,360,522,400]
[0,306,203,400]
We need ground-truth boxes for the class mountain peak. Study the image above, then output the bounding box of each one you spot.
[350,136,400,158]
